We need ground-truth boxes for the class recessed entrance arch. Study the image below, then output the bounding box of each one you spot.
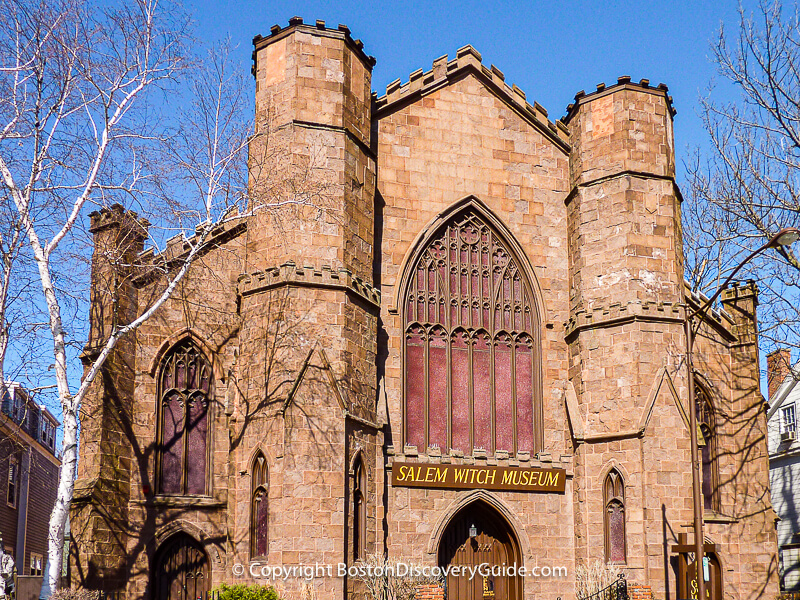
[153,533,209,600]
[438,500,522,600]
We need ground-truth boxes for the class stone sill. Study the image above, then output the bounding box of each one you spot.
[703,511,738,524]
[385,445,573,473]
[137,496,226,509]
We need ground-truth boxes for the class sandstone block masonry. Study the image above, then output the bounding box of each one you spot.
[69,17,778,600]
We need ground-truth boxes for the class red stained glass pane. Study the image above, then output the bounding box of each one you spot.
[451,331,470,452]
[515,337,534,452]
[473,333,492,451]
[429,328,448,450]
[494,334,513,452]
[405,328,425,450]
[255,490,269,556]
[608,501,625,563]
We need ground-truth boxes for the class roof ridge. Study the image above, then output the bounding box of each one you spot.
[373,45,570,149]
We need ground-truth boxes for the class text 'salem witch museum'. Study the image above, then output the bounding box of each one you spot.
[69,17,780,600]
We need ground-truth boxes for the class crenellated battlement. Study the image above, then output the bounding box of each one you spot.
[88,203,150,238]
[251,16,376,76]
[237,261,381,308]
[373,44,570,151]
[564,75,677,122]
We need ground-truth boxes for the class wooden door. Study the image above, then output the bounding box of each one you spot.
[438,502,522,600]
[154,534,209,600]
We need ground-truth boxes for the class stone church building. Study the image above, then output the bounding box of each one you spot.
[70,17,779,600]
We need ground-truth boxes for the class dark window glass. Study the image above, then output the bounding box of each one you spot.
[7,459,18,507]
[157,341,211,496]
[353,456,366,560]
[403,210,540,455]
[251,452,269,558]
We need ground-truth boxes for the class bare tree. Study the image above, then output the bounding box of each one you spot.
[686,0,800,355]
[0,0,269,590]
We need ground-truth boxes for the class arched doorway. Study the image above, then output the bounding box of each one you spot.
[154,533,209,600]
[438,500,522,600]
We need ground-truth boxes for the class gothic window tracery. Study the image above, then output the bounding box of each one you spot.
[251,451,269,558]
[604,468,626,564]
[403,208,541,456]
[156,340,212,496]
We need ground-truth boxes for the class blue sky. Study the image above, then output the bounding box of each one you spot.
[189,0,753,183]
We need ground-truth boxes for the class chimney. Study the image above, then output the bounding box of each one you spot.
[767,348,792,401]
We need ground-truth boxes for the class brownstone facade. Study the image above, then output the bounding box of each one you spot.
[69,18,779,600]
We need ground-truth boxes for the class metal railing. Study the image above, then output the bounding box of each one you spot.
[576,574,628,600]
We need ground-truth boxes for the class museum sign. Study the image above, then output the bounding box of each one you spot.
[391,462,566,493]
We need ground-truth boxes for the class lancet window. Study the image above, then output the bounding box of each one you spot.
[352,455,366,560]
[251,451,269,557]
[403,208,541,456]
[156,340,212,495]
[604,468,626,564]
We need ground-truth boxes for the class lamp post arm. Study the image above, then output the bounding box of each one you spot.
[688,237,774,321]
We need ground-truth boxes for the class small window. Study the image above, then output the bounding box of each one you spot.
[30,553,43,576]
[250,452,268,558]
[603,468,626,564]
[783,405,797,434]
[7,458,18,508]
[352,455,366,561]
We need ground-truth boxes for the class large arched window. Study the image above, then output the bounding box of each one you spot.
[604,468,626,564]
[403,207,541,456]
[156,340,212,495]
[696,383,718,512]
[251,451,269,558]
[352,454,366,561]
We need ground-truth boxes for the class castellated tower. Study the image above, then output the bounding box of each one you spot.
[235,19,380,599]
[72,205,149,591]
[564,80,692,594]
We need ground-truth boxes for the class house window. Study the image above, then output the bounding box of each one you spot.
[696,383,719,512]
[604,468,626,564]
[783,404,796,434]
[156,340,212,495]
[7,458,18,508]
[250,452,268,558]
[40,420,56,450]
[352,455,366,561]
[403,207,541,456]
[30,553,43,576]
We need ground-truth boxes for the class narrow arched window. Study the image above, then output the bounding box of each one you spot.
[251,451,269,558]
[403,208,541,456]
[352,455,366,561]
[696,383,718,512]
[156,340,212,495]
[604,468,626,564]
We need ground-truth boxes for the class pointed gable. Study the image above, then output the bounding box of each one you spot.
[373,45,570,153]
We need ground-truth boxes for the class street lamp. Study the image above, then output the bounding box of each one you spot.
[685,227,800,600]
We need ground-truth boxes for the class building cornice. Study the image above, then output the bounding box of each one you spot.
[238,261,381,310]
